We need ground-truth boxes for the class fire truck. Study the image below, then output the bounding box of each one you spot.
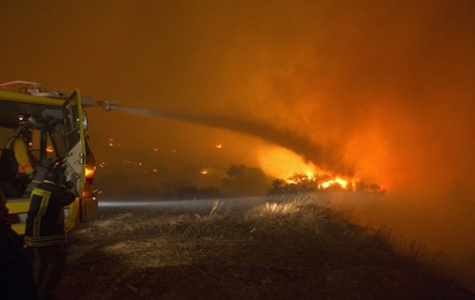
[0,81,98,235]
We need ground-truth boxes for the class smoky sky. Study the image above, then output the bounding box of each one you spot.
[1,1,473,185]
[1,0,475,274]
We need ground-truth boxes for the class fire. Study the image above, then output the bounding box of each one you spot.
[320,177,348,189]
[259,145,385,194]
[283,172,385,194]
[285,173,354,190]
[286,172,314,184]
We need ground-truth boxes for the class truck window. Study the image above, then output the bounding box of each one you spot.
[63,96,81,152]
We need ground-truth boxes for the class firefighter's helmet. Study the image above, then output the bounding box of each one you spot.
[17,115,33,144]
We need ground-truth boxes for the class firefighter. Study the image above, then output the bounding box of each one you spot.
[24,167,75,300]
[0,187,38,300]
[0,122,37,198]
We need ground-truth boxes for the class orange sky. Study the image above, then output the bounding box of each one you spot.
[1,0,474,275]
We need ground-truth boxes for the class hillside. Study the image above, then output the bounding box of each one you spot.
[56,196,475,300]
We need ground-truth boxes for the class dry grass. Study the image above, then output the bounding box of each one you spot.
[57,194,475,300]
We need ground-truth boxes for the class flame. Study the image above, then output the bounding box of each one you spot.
[285,173,353,190]
[259,145,385,194]
[320,177,348,189]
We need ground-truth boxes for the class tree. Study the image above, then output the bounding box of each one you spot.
[222,164,270,197]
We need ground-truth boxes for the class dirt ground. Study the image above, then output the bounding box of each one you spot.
[55,200,475,300]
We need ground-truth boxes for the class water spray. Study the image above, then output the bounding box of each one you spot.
[87,97,352,176]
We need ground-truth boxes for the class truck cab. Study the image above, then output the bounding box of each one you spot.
[0,81,98,235]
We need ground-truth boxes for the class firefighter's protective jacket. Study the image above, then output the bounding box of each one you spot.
[5,136,35,176]
[24,181,76,247]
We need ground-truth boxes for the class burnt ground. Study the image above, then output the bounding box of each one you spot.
[55,198,475,300]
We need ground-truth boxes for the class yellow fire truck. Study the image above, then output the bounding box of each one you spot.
[0,81,98,235]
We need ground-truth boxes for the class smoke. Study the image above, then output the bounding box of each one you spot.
[1,0,475,288]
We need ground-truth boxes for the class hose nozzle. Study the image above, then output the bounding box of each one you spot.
[98,100,113,111]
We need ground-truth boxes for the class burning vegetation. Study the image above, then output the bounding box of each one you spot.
[270,172,386,196]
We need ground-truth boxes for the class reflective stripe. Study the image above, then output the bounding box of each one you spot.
[24,234,67,247]
[18,162,33,173]
[31,189,51,237]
